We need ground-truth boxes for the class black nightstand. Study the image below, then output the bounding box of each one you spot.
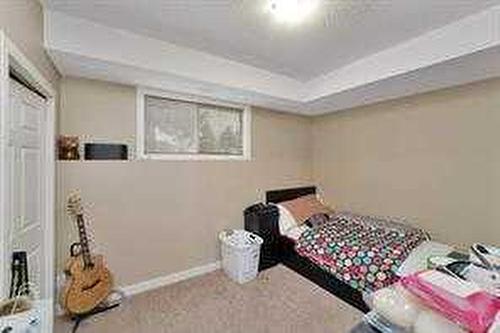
[244,203,280,271]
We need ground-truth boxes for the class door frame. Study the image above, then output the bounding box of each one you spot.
[0,30,56,330]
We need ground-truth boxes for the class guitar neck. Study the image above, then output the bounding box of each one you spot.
[76,214,93,268]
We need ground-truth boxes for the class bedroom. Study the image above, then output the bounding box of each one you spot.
[0,0,499,332]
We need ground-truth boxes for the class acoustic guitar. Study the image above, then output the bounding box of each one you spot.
[61,192,113,315]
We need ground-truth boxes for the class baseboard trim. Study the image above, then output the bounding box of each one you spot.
[120,261,221,297]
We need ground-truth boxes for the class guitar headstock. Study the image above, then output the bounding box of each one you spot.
[67,190,83,219]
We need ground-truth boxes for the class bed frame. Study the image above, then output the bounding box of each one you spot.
[265,186,370,313]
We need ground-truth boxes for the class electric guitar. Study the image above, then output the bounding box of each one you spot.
[61,192,113,315]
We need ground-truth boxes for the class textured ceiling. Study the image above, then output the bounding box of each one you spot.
[46,0,500,81]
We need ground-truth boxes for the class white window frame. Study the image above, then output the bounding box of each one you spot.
[136,87,251,161]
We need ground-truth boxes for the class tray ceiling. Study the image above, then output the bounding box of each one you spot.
[44,1,500,114]
[46,0,499,81]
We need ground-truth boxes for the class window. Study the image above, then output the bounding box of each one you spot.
[137,89,251,160]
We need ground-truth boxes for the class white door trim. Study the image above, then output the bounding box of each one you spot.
[0,30,56,332]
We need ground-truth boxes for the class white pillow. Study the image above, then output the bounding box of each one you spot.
[274,204,298,235]
[397,241,454,277]
[284,225,310,241]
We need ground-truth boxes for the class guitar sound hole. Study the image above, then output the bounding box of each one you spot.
[82,279,101,292]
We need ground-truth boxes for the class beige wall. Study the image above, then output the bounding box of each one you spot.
[58,75,500,286]
[0,0,59,86]
[313,78,500,248]
[57,77,312,286]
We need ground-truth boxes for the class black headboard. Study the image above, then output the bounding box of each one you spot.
[266,186,316,204]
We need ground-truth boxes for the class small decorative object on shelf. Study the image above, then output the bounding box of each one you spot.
[84,143,128,160]
[58,135,135,162]
[58,135,80,160]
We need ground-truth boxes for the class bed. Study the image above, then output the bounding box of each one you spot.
[261,186,428,313]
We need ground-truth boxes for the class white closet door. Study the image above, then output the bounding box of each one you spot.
[7,79,48,299]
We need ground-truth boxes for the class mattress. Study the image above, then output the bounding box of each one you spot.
[295,212,427,292]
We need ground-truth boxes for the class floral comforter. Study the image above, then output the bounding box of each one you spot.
[295,212,427,292]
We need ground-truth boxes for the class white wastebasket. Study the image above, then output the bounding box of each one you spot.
[219,229,263,284]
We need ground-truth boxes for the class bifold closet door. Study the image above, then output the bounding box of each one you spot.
[6,78,48,299]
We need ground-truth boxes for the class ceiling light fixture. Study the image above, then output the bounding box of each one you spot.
[267,0,319,24]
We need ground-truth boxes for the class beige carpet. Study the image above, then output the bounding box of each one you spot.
[55,265,363,333]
